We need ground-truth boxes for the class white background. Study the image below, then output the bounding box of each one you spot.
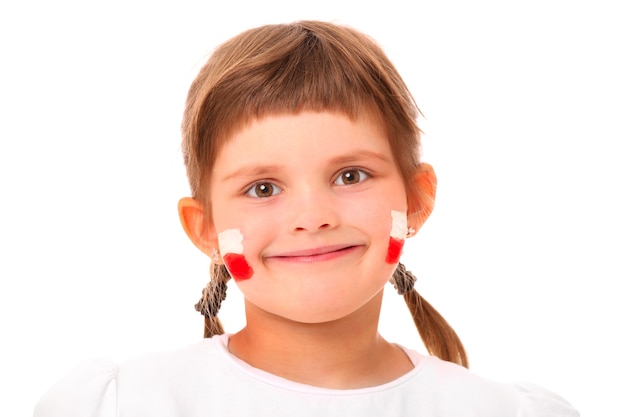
[1,1,624,415]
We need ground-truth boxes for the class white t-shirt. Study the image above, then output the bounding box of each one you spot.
[34,334,578,417]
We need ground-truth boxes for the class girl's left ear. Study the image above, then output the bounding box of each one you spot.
[407,163,437,233]
[178,197,220,259]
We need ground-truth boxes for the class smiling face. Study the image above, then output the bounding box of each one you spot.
[207,111,410,324]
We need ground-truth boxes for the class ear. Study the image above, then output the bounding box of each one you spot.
[178,197,222,262]
[407,163,437,233]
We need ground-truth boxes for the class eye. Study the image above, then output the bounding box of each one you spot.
[334,168,370,186]
[245,182,282,198]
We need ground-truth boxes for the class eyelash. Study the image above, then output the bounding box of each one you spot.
[243,168,371,198]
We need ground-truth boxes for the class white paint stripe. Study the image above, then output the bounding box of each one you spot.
[218,228,244,254]
[390,210,408,239]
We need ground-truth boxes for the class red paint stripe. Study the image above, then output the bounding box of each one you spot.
[386,237,404,264]
[223,253,254,281]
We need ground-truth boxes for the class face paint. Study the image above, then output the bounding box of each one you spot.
[386,210,407,264]
[218,228,253,281]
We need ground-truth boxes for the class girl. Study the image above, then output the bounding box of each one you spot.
[35,21,578,416]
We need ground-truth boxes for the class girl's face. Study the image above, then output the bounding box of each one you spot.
[208,111,410,324]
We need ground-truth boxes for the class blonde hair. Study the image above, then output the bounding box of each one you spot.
[181,21,468,368]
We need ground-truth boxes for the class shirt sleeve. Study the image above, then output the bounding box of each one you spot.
[33,358,117,417]
[515,382,579,417]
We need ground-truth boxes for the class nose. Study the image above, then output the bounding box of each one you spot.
[288,186,338,233]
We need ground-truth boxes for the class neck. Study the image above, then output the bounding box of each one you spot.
[228,290,413,389]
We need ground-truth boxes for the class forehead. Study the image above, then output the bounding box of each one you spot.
[212,111,392,176]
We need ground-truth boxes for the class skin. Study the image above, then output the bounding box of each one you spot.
[179,111,437,389]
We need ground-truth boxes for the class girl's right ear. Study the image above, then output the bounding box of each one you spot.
[178,197,218,258]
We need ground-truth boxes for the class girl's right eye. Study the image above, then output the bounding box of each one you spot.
[245,182,283,198]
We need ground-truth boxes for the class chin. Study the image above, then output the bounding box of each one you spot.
[287,313,356,325]
[277,298,378,325]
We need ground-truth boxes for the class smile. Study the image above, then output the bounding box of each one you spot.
[266,245,362,264]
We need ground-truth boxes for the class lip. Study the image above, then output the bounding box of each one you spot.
[265,244,362,263]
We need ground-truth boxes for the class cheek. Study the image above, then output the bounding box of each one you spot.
[385,237,405,264]
[386,210,407,264]
[223,253,254,281]
[218,228,254,281]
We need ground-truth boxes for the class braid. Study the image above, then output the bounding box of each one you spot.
[392,263,469,368]
[195,264,231,338]
[389,262,416,294]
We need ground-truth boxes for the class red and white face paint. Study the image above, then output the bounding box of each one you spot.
[218,228,254,281]
[386,210,407,264]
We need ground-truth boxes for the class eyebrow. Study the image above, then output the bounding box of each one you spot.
[327,150,392,166]
[222,150,392,182]
[222,164,284,182]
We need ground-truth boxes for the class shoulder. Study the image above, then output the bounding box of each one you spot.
[33,337,225,417]
[514,382,580,417]
[404,350,579,416]
[34,358,117,417]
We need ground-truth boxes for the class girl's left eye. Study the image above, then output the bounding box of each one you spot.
[334,169,370,185]
[245,182,283,198]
